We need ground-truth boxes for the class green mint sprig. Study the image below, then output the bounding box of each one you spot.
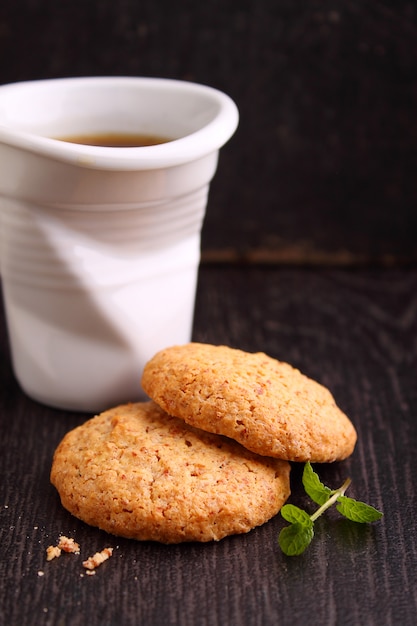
[278,462,383,556]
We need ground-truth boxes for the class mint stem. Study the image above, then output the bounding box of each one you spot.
[310,477,351,522]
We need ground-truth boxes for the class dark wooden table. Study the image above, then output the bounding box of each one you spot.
[1,264,417,626]
[1,1,417,624]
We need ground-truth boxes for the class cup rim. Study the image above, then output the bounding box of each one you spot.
[0,76,239,170]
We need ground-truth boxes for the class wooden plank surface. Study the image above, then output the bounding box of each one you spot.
[1,2,416,623]
[1,266,416,626]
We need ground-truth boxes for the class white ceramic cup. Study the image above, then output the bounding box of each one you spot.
[0,76,238,411]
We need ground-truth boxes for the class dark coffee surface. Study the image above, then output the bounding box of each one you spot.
[55,133,172,147]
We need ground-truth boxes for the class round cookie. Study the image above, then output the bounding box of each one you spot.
[50,401,291,543]
[141,343,357,463]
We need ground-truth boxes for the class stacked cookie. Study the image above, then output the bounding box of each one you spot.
[51,343,357,543]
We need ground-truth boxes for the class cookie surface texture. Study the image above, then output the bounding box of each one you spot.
[51,401,290,543]
[141,343,357,463]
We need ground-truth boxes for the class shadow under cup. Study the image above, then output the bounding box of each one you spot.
[0,77,239,412]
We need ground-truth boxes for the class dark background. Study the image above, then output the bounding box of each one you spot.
[1,3,417,626]
[1,0,416,265]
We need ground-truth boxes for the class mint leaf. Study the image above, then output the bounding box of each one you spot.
[336,496,383,523]
[278,463,383,557]
[280,504,312,526]
[302,462,332,505]
[278,522,314,556]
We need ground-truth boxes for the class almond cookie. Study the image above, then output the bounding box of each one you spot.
[141,343,357,463]
[50,401,290,543]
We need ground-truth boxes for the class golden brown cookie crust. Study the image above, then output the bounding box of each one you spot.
[50,401,290,543]
[141,343,357,463]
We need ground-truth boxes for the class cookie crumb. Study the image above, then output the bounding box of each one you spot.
[82,547,113,571]
[46,545,61,561]
[58,535,80,554]
[46,535,79,561]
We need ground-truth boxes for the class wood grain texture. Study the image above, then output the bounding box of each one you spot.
[1,266,416,626]
[1,2,416,622]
